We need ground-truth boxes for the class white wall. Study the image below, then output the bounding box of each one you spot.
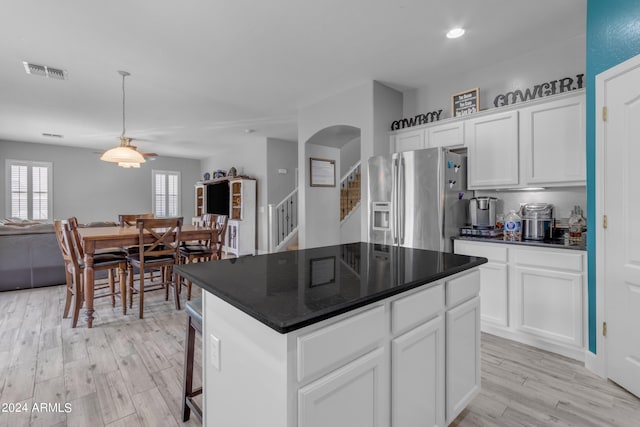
[297,81,403,249]
[266,138,298,204]
[304,143,341,247]
[340,137,360,177]
[201,138,269,253]
[405,35,586,119]
[298,83,371,248]
[0,139,200,223]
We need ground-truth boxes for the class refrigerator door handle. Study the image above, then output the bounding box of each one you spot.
[399,156,405,245]
[438,153,445,247]
[391,157,398,244]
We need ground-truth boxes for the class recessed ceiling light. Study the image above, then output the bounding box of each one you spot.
[446,28,465,39]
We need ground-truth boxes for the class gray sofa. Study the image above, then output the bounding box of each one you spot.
[0,223,66,292]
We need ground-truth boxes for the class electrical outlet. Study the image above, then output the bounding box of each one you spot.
[210,334,221,371]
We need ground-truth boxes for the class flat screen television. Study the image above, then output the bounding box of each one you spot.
[206,182,230,216]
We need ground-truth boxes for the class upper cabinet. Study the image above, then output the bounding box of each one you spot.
[519,93,586,186]
[426,121,464,149]
[389,90,586,190]
[465,111,519,189]
[391,129,425,153]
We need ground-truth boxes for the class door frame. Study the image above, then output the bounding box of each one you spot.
[592,52,640,377]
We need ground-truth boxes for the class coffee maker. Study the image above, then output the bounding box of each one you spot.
[469,197,497,229]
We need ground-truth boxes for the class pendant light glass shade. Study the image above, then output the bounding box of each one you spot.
[102,70,147,167]
[101,145,146,163]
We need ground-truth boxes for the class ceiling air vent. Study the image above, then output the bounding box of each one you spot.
[42,133,63,138]
[23,61,68,80]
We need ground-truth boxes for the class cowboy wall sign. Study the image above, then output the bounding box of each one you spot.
[390,110,443,131]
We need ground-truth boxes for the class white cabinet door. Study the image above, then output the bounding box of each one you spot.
[391,316,445,427]
[225,220,239,256]
[465,111,519,189]
[478,262,509,327]
[520,93,586,186]
[512,266,583,348]
[445,296,481,424]
[454,241,509,328]
[298,348,386,427]
[392,129,425,153]
[427,121,464,148]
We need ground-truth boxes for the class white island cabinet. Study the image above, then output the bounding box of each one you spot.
[183,243,484,427]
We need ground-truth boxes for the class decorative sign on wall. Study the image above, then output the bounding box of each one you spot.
[451,88,479,117]
[390,110,443,131]
[309,157,336,187]
[493,73,584,107]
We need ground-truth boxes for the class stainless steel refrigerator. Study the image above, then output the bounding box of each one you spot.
[368,147,467,252]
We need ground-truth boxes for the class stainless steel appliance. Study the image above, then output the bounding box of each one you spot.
[520,203,554,240]
[469,197,497,229]
[368,147,467,252]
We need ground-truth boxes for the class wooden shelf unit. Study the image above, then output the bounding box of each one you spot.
[194,177,257,256]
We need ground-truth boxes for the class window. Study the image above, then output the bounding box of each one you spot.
[152,170,180,217]
[5,160,53,221]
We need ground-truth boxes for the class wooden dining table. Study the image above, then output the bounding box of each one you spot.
[77,224,215,328]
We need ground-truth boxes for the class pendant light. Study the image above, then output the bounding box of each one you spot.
[100,71,146,166]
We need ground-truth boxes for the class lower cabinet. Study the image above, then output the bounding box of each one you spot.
[512,264,583,348]
[202,269,482,427]
[446,297,481,423]
[298,348,386,427]
[392,315,445,427]
[295,270,480,427]
[454,240,587,361]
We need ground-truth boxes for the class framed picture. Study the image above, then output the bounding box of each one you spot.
[451,87,479,117]
[309,256,336,287]
[310,157,336,187]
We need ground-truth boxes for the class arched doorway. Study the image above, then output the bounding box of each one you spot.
[304,125,361,248]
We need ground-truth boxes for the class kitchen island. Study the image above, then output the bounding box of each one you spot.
[176,242,487,427]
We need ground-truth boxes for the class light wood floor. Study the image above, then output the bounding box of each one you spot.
[1,285,639,427]
[452,334,640,426]
[0,284,203,427]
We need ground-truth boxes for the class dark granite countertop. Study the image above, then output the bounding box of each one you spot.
[453,235,586,251]
[175,242,487,333]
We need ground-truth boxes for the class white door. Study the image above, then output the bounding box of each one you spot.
[601,58,640,397]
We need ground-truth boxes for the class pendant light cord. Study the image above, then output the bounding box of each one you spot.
[121,73,126,139]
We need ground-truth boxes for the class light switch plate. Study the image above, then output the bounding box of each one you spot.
[210,334,221,371]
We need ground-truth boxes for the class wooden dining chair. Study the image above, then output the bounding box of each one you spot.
[56,219,129,326]
[54,220,82,327]
[127,217,183,318]
[118,213,155,227]
[118,213,157,281]
[179,214,228,300]
[67,217,129,313]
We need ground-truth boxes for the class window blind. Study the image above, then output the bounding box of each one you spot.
[152,170,180,217]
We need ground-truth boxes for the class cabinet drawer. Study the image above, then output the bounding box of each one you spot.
[455,241,508,263]
[391,283,444,335]
[446,270,481,307]
[297,305,386,382]
[511,248,583,272]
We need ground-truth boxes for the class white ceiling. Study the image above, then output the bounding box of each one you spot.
[0,0,585,159]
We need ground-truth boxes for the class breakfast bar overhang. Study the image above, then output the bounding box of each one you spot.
[176,242,487,427]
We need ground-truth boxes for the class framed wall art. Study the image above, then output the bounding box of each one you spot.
[309,157,336,187]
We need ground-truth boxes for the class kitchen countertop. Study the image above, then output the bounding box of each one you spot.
[453,235,586,251]
[175,242,487,333]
